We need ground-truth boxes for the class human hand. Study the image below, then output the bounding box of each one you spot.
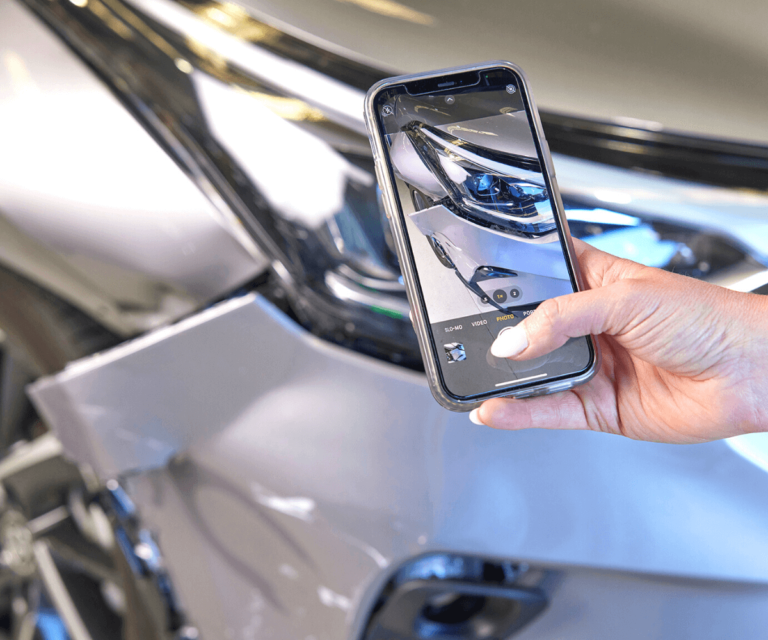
[470,238,768,443]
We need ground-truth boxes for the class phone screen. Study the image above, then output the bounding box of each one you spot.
[373,67,593,400]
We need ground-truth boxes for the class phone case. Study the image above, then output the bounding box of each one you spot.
[364,61,601,411]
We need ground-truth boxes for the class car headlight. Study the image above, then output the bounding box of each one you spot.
[397,122,556,241]
[28,0,768,371]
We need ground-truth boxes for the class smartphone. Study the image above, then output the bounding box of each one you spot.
[364,61,600,411]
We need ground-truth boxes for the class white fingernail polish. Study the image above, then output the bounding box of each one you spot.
[469,408,484,425]
[491,325,528,358]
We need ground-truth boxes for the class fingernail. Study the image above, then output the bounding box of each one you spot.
[491,325,528,358]
[469,408,484,425]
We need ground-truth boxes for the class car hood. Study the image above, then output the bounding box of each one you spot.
[240,0,768,146]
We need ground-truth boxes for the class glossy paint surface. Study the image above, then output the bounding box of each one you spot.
[12,0,768,637]
[0,2,268,336]
[236,0,768,145]
[30,292,768,638]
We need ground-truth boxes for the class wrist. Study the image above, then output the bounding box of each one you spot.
[732,291,768,434]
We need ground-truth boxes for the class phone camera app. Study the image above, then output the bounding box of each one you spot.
[506,84,517,94]
[444,342,466,363]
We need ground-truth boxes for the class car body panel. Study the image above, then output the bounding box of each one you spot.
[235,0,768,145]
[0,1,268,337]
[8,0,768,637]
[29,292,768,638]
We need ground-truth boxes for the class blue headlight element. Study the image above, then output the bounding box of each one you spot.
[585,226,682,268]
[564,203,753,280]
[566,208,640,227]
[567,207,680,267]
[401,123,557,240]
[473,173,496,194]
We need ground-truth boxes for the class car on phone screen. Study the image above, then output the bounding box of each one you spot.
[2,0,768,638]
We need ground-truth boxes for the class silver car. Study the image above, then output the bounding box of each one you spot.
[1,0,768,638]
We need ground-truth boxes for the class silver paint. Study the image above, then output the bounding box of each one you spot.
[0,2,268,336]
[30,292,768,639]
[11,0,768,637]
[231,0,768,145]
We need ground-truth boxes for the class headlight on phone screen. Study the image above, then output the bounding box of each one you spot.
[48,0,762,372]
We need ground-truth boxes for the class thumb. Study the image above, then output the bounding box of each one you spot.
[490,281,645,360]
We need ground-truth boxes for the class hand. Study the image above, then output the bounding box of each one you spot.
[470,238,768,443]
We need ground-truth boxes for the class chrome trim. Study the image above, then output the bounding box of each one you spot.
[17,0,768,373]
[129,0,367,134]
[543,111,768,191]
[0,1,268,337]
[724,269,768,293]
[324,270,410,319]
[133,0,768,190]
[21,0,421,368]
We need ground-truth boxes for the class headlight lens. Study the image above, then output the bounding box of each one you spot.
[400,123,556,240]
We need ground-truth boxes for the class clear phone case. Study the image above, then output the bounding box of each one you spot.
[364,61,601,411]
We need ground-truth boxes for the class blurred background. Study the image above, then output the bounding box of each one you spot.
[1,0,768,639]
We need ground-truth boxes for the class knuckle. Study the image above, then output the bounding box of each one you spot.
[604,254,645,283]
[610,279,650,320]
[535,296,564,332]
[613,277,641,297]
